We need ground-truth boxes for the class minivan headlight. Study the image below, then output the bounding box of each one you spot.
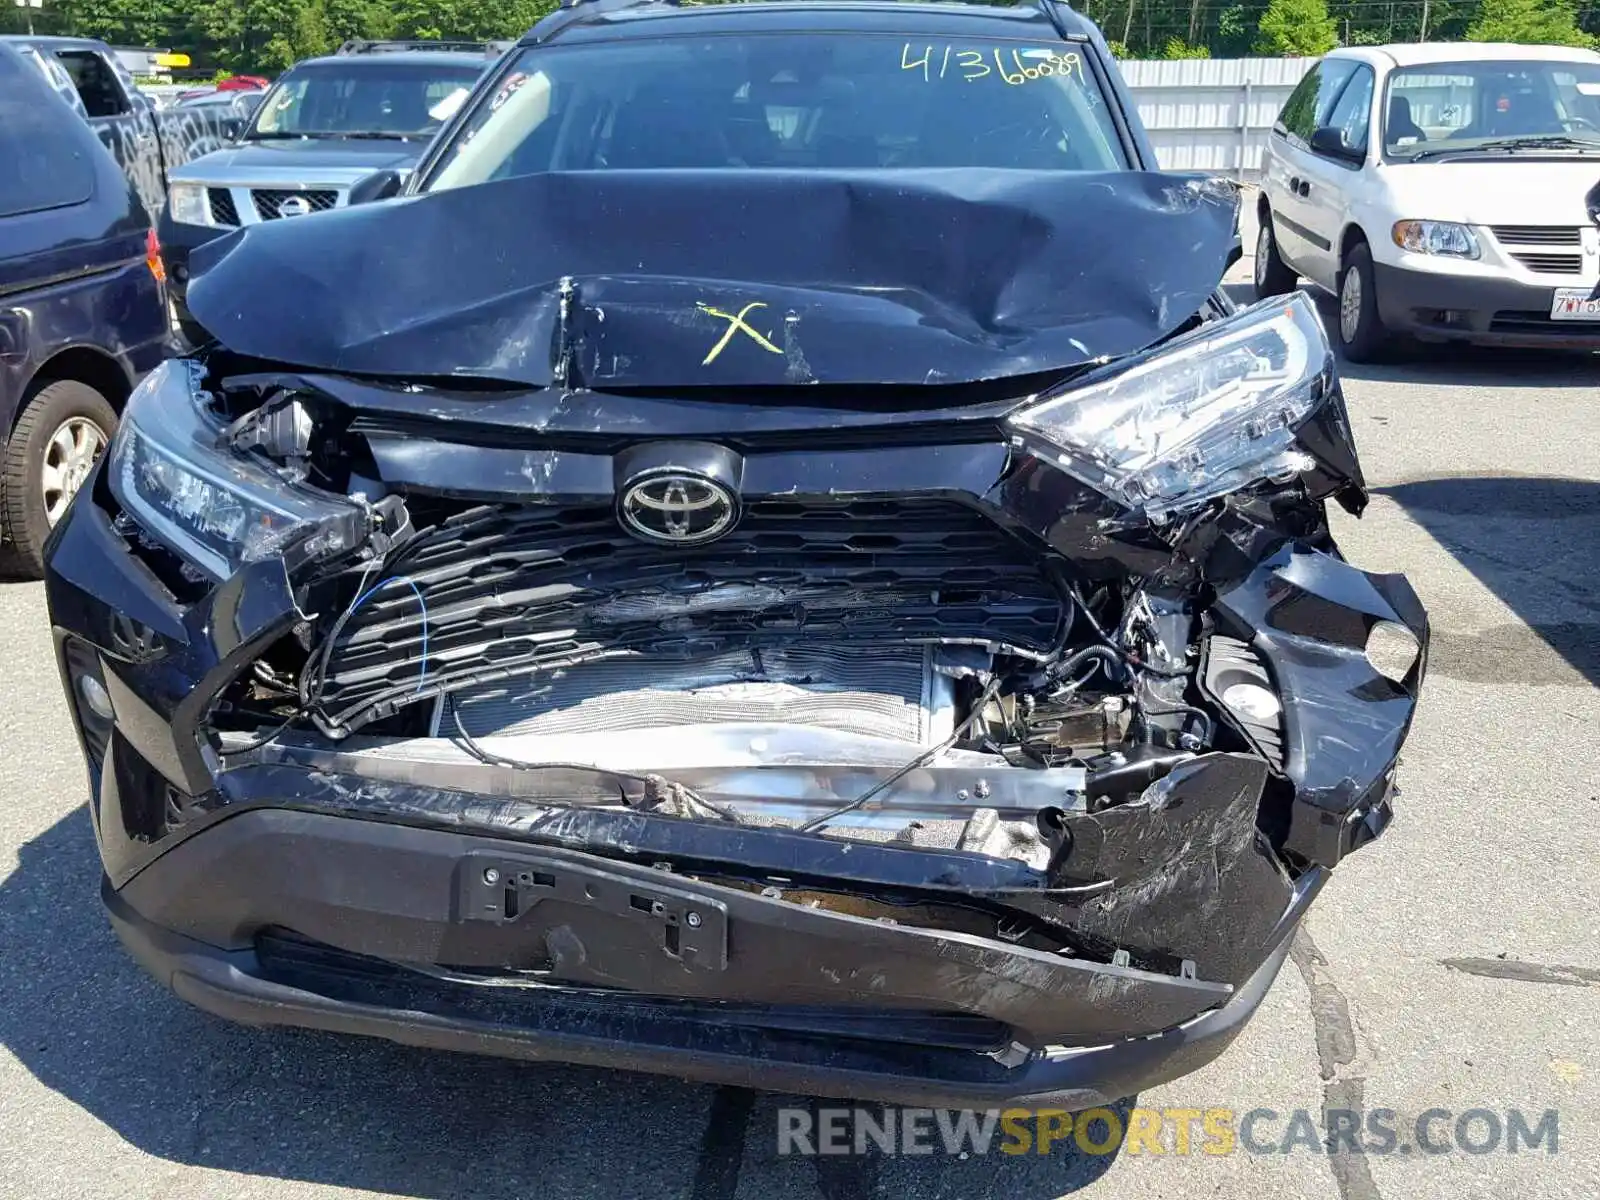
[1391,220,1480,259]
[1007,293,1329,520]
[106,361,365,581]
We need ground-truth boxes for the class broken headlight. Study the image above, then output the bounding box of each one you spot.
[1008,292,1329,520]
[106,361,365,581]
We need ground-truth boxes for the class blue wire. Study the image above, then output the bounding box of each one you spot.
[346,573,430,693]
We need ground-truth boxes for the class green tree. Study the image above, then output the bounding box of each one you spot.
[1467,0,1595,48]
[1160,36,1211,57]
[190,0,305,71]
[49,0,186,47]
[1254,0,1338,55]
[390,0,557,42]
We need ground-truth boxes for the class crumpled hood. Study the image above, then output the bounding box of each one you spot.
[186,168,1239,388]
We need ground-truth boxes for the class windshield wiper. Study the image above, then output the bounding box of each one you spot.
[1407,134,1600,160]
[339,131,419,141]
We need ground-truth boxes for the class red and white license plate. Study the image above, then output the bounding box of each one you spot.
[1549,288,1600,320]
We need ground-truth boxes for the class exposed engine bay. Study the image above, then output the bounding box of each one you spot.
[200,374,1268,875]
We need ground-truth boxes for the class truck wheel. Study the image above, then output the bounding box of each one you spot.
[2,380,117,578]
[1254,209,1297,297]
[1337,242,1388,363]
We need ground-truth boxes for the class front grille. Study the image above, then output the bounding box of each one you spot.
[315,498,1065,728]
[206,187,238,225]
[1491,309,1600,331]
[1490,225,1581,246]
[1508,251,1583,275]
[252,188,339,220]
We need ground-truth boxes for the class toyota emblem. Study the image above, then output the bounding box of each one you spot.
[277,195,312,218]
[619,471,739,545]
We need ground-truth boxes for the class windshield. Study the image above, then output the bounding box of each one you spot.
[423,33,1126,190]
[1385,59,1600,157]
[247,60,482,140]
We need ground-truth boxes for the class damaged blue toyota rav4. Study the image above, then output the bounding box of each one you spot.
[46,0,1427,1110]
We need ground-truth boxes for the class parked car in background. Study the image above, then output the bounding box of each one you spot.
[55,0,1427,1110]
[0,35,241,227]
[0,43,168,575]
[158,42,498,335]
[1256,41,1600,359]
[174,88,266,124]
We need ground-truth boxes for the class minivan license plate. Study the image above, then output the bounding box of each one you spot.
[1550,288,1600,320]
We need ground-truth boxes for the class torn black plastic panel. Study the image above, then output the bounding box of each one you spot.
[185,168,1238,388]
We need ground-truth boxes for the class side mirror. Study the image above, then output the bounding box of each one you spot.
[220,116,245,141]
[348,168,404,206]
[1310,126,1362,162]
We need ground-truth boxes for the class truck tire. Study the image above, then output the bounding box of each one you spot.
[2,380,117,578]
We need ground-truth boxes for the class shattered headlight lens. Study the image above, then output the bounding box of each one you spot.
[106,361,364,581]
[1391,220,1480,260]
[1007,292,1329,520]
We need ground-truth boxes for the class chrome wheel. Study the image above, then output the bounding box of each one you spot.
[1254,222,1272,290]
[41,416,106,526]
[1339,265,1363,343]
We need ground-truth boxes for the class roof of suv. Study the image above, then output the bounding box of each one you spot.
[522,0,1098,45]
[292,49,494,69]
[1332,41,1600,69]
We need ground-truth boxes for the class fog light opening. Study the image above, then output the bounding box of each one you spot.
[1221,681,1281,723]
[1366,621,1420,682]
[78,673,114,722]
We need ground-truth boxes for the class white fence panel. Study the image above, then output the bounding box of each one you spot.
[1120,57,1317,179]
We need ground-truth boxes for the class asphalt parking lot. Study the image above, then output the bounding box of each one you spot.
[1,221,1596,1200]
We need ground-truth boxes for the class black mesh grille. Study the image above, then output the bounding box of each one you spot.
[252,188,339,220]
[315,498,1065,728]
[207,187,238,225]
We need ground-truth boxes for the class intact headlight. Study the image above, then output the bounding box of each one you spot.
[166,181,211,227]
[106,361,365,581]
[1007,292,1330,520]
[1391,220,1479,259]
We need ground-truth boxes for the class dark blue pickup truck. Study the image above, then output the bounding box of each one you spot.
[0,36,239,225]
[0,42,168,575]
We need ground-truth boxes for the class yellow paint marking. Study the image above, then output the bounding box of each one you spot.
[698,301,784,365]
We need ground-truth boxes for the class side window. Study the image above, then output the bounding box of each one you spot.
[54,50,130,119]
[1277,60,1357,146]
[1322,65,1375,157]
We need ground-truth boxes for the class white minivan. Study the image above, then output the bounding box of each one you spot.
[1256,42,1600,359]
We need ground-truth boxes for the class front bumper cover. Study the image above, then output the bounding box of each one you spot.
[1373,260,1600,348]
[106,806,1318,1109]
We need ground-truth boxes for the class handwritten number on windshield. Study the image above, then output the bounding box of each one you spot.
[900,44,1081,85]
